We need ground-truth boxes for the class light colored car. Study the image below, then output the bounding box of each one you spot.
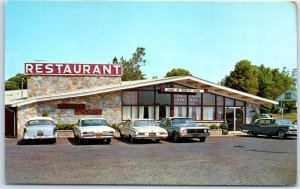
[159,117,210,142]
[23,117,57,143]
[73,118,115,144]
[119,119,168,143]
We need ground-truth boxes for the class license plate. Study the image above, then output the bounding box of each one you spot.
[149,133,156,137]
[192,134,200,137]
[37,132,44,136]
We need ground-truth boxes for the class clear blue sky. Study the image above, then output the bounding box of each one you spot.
[5,1,297,83]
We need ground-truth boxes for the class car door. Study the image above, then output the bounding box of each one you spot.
[73,120,81,137]
[122,120,130,137]
[160,118,173,135]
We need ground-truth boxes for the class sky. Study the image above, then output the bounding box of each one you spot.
[5,1,297,84]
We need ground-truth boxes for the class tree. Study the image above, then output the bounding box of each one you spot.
[165,68,192,77]
[113,47,146,81]
[221,60,259,95]
[5,73,27,91]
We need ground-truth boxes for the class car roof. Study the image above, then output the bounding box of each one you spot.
[126,119,156,121]
[27,117,54,121]
[165,117,193,119]
[79,118,106,121]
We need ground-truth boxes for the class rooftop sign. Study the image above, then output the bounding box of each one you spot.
[160,87,204,93]
[25,63,122,76]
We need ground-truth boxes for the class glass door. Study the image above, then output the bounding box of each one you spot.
[225,107,244,131]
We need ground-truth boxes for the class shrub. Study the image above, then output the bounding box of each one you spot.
[56,123,76,130]
[42,110,49,117]
[210,124,219,129]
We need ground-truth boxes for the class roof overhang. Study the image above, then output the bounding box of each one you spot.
[9,76,278,107]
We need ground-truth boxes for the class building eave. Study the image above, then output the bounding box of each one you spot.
[9,76,278,107]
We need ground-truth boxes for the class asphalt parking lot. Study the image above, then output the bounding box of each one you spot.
[5,135,297,186]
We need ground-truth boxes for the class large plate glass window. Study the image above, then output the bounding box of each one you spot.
[122,91,138,105]
[203,107,215,120]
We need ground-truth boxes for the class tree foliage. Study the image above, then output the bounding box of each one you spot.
[221,60,259,95]
[113,47,146,81]
[221,60,296,99]
[5,73,27,91]
[165,68,192,77]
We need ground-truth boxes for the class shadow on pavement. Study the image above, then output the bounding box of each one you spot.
[67,137,111,145]
[17,139,56,145]
[114,137,163,145]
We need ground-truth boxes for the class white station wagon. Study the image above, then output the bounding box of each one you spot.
[73,118,115,144]
[119,119,168,143]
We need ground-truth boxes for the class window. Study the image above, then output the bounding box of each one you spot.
[189,94,201,105]
[139,91,154,105]
[235,100,245,107]
[122,91,138,105]
[155,106,170,120]
[156,92,171,105]
[122,106,138,119]
[203,107,215,120]
[188,106,201,120]
[203,93,215,106]
[216,96,224,106]
[225,98,234,106]
[174,106,187,117]
[285,93,291,99]
[174,94,187,105]
[216,107,224,120]
[139,106,154,119]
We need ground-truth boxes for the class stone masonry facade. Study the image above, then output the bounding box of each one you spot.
[17,91,122,138]
[27,75,121,98]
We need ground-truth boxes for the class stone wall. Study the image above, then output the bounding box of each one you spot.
[27,76,121,98]
[17,91,122,138]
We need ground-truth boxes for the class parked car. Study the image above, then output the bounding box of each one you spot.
[73,118,115,144]
[23,117,57,143]
[241,118,297,139]
[119,119,168,143]
[159,117,210,142]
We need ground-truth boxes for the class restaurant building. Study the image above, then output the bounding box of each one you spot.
[5,63,278,138]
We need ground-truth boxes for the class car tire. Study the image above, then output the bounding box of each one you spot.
[52,139,56,144]
[199,137,206,142]
[106,138,111,144]
[129,135,135,143]
[277,130,286,139]
[173,132,179,142]
[250,131,257,137]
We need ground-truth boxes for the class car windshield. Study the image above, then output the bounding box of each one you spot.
[28,120,54,126]
[133,120,158,127]
[172,118,195,126]
[81,119,107,126]
[275,119,292,125]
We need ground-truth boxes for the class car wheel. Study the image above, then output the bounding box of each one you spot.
[277,130,286,139]
[52,139,56,144]
[129,135,135,143]
[199,137,206,142]
[173,132,179,142]
[250,131,257,137]
[106,138,111,144]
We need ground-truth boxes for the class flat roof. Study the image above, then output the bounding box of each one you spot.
[5,76,278,107]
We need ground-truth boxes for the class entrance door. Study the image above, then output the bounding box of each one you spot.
[225,107,244,131]
[5,107,16,137]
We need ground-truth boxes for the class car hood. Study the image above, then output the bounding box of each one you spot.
[132,126,167,133]
[172,125,210,130]
[79,126,115,132]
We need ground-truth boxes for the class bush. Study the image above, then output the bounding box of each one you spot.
[210,124,219,129]
[42,110,49,117]
[56,123,76,130]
